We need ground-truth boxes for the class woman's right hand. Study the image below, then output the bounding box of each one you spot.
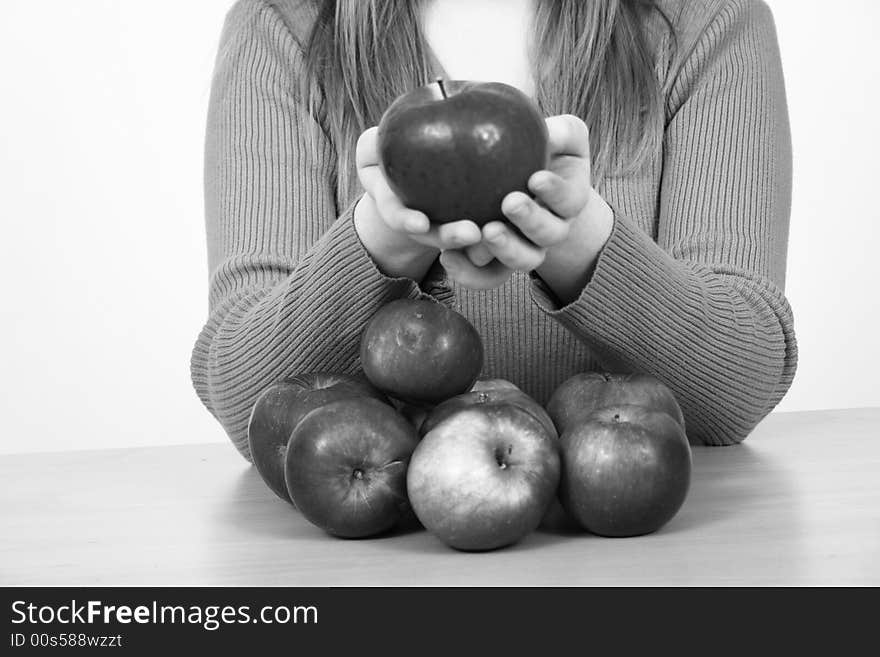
[354,127,484,280]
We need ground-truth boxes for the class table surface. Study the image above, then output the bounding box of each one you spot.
[2,408,878,586]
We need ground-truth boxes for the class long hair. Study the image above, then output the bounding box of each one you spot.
[302,0,673,207]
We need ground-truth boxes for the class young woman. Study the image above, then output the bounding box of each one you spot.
[192,0,797,458]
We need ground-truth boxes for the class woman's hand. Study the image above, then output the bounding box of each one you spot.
[354,127,483,280]
[440,114,614,303]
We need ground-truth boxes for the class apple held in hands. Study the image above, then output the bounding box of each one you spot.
[377,79,549,225]
[408,405,560,551]
[285,397,419,538]
[559,405,692,537]
[247,372,388,502]
[547,372,686,435]
[361,298,483,405]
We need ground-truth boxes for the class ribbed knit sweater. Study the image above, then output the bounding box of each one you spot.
[191,0,797,457]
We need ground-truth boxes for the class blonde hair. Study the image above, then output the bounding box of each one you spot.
[302,0,673,206]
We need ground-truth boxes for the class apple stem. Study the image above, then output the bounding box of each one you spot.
[435,77,448,99]
[352,468,364,480]
[494,447,511,470]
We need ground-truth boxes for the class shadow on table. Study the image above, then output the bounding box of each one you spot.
[215,442,801,556]
[667,443,798,535]
[211,466,304,540]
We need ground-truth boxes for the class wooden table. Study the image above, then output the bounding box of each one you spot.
[2,408,878,586]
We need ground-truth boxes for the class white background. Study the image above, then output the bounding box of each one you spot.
[1,0,878,455]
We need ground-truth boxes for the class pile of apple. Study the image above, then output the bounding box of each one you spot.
[247,298,692,551]
[248,78,691,549]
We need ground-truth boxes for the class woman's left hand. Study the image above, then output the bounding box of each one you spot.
[439,114,614,303]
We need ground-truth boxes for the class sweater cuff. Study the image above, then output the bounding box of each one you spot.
[528,210,681,367]
[329,200,428,302]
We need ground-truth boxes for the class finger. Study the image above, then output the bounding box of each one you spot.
[482,221,547,271]
[465,242,495,267]
[410,220,482,250]
[545,114,590,159]
[357,127,430,233]
[358,165,430,234]
[440,249,512,290]
[527,170,590,219]
[545,154,590,183]
[355,127,380,169]
[500,194,571,246]
[437,221,483,248]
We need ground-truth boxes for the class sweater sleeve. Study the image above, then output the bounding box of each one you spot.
[529,0,797,446]
[191,0,424,458]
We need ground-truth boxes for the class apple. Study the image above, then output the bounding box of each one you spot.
[247,372,388,503]
[408,405,560,551]
[360,298,483,405]
[377,79,549,225]
[285,397,419,538]
[394,401,433,434]
[559,405,692,537]
[419,381,557,440]
[546,372,685,435]
[394,376,522,434]
[471,378,520,392]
